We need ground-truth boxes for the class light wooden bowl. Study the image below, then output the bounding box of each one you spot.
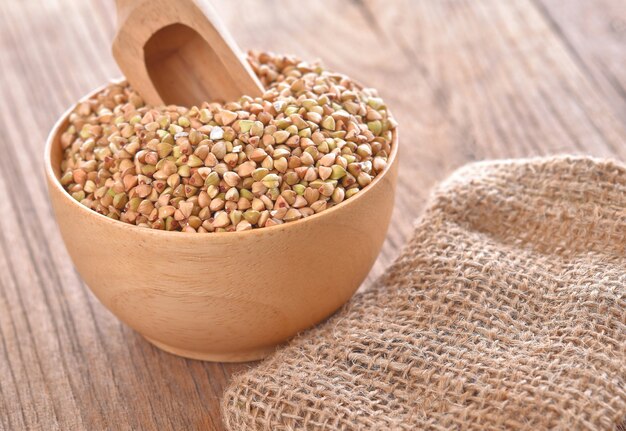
[44,84,399,362]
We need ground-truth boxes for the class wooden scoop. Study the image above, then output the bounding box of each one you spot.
[112,0,264,107]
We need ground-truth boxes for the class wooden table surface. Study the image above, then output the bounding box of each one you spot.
[1,1,624,429]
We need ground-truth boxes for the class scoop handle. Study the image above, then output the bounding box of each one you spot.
[112,0,264,106]
[114,0,140,25]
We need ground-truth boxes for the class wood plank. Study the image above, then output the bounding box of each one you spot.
[0,0,623,430]
[535,0,626,122]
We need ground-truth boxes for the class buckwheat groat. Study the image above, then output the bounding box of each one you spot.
[60,52,396,232]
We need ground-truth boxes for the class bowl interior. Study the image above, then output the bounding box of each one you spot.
[45,83,399,237]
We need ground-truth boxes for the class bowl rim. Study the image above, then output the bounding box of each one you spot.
[44,81,399,239]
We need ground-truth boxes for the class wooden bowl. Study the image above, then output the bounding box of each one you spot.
[44,84,399,362]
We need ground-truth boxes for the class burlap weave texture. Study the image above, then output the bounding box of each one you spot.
[223,156,626,430]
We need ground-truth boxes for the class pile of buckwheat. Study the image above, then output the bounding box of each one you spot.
[59,52,396,232]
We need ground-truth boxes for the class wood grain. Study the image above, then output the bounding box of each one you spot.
[0,0,624,430]
[536,0,626,122]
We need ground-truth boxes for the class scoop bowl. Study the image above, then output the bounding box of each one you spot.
[44,84,399,362]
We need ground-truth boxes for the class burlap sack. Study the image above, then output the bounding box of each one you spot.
[222,156,626,430]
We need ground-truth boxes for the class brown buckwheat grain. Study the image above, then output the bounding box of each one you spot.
[59,52,396,233]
